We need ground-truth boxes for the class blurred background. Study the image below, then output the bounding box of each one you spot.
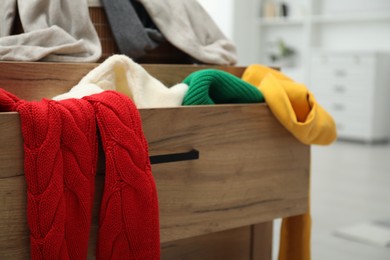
[199,0,390,259]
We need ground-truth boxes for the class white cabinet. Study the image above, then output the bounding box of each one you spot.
[309,52,390,142]
[232,0,390,142]
[233,0,390,83]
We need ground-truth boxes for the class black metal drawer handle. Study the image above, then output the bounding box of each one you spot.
[149,149,199,165]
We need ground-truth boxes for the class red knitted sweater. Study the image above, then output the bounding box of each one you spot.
[0,89,160,260]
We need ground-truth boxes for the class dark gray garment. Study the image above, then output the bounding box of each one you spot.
[129,0,158,31]
[0,0,16,37]
[136,0,237,65]
[101,0,164,59]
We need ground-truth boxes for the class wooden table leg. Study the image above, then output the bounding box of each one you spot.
[251,221,273,260]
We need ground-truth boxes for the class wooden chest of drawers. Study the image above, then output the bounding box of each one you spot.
[0,62,310,259]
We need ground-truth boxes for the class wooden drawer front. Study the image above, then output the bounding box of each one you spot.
[0,104,309,258]
[161,222,272,260]
[0,62,246,101]
[142,105,309,242]
[161,226,251,260]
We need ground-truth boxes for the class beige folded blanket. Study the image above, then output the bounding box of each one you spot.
[0,0,101,62]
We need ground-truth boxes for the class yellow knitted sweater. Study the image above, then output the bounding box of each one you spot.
[242,64,337,260]
[242,64,336,145]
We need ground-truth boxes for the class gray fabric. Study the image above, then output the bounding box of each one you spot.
[137,0,237,65]
[0,0,101,62]
[129,0,157,30]
[0,0,16,37]
[101,0,164,59]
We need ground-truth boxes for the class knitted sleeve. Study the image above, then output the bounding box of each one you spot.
[182,69,264,105]
[16,98,97,259]
[0,88,160,259]
[85,91,160,259]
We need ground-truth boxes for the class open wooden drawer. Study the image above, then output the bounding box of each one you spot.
[0,62,310,259]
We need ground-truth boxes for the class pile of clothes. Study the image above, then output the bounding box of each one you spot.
[0,54,336,259]
[0,0,236,65]
[0,1,337,258]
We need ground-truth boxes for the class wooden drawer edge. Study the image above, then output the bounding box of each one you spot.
[0,103,310,249]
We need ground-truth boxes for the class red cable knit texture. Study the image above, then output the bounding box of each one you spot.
[0,89,160,260]
[86,91,160,260]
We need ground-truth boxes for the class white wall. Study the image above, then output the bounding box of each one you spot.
[197,0,234,39]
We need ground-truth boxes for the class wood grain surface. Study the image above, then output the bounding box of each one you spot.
[0,62,308,259]
[252,222,274,260]
[0,61,245,100]
[142,105,310,242]
[0,104,309,259]
[161,226,251,260]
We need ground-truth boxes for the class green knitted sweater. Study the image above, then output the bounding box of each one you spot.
[182,69,264,105]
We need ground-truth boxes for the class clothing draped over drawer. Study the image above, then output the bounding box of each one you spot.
[0,89,160,260]
[36,55,336,260]
[182,69,264,105]
[242,64,337,260]
[53,55,188,108]
[242,64,337,146]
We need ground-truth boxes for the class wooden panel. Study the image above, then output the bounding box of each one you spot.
[0,176,28,260]
[161,226,251,260]
[88,7,119,61]
[251,222,273,260]
[144,105,310,241]
[0,103,309,244]
[0,113,24,176]
[0,62,308,258]
[0,62,245,101]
